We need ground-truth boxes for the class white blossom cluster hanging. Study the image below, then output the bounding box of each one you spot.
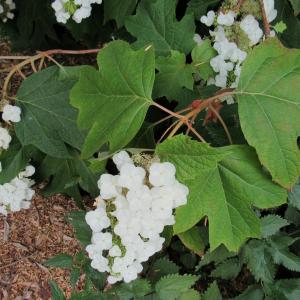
[85,151,189,284]
[51,0,102,24]
[196,0,277,100]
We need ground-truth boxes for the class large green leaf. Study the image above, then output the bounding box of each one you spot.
[153,51,195,100]
[125,0,196,56]
[104,0,138,27]
[237,38,300,188]
[156,135,286,251]
[70,40,155,158]
[15,66,84,159]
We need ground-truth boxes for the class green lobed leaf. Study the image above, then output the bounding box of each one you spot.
[70,40,155,158]
[241,239,276,283]
[178,226,205,256]
[104,0,138,27]
[156,135,286,251]
[125,0,196,56]
[237,38,300,189]
[155,274,198,300]
[15,66,85,159]
[202,281,222,300]
[153,50,195,100]
[44,254,73,269]
[261,215,290,238]
[191,39,216,81]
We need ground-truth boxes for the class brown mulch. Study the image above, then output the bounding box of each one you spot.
[0,38,100,299]
[0,192,82,299]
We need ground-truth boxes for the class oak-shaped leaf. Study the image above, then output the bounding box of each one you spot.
[70,40,155,158]
[125,0,195,56]
[156,135,287,251]
[237,38,300,188]
[15,66,85,159]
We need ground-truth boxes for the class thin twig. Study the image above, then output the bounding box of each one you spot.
[158,120,180,143]
[209,105,233,144]
[0,55,32,60]
[259,0,270,36]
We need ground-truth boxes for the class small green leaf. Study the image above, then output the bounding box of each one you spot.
[179,289,200,300]
[70,267,81,288]
[178,226,205,255]
[197,245,236,269]
[68,211,92,246]
[273,21,287,33]
[192,40,216,80]
[112,279,152,300]
[268,278,300,300]
[155,274,198,300]
[211,258,242,280]
[288,183,300,209]
[49,280,66,300]
[231,285,264,300]
[241,239,275,283]
[0,139,35,184]
[261,215,290,238]
[44,254,73,269]
[202,281,222,300]
[267,237,300,272]
[70,40,155,158]
[149,258,180,283]
[125,0,196,56]
[153,51,195,100]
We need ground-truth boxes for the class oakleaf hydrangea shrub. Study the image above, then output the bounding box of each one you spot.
[1,0,300,298]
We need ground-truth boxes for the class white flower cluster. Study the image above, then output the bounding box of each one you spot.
[85,151,189,284]
[0,0,15,23]
[0,165,35,216]
[0,104,21,150]
[199,0,277,91]
[51,0,102,24]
